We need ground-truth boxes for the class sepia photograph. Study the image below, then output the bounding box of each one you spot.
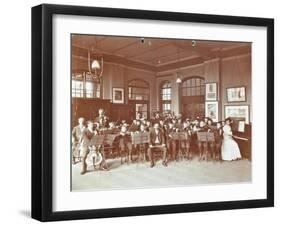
[225,105,249,124]
[205,101,219,122]
[227,86,246,102]
[205,82,218,101]
[112,87,124,104]
[29,2,274,221]
[71,34,252,192]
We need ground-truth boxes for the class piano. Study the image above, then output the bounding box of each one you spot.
[231,118,251,161]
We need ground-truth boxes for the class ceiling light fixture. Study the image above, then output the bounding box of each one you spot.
[191,40,196,47]
[86,49,103,81]
[176,75,182,84]
[176,48,182,84]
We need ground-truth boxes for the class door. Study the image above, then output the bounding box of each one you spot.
[128,79,150,120]
[182,96,205,119]
[135,103,148,119]
[129,100,149,120]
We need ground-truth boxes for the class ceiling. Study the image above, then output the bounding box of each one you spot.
[72,34,251,71]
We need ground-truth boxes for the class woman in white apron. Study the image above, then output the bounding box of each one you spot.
[221,118,241,161]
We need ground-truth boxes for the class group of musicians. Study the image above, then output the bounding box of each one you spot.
[72,108,225,175]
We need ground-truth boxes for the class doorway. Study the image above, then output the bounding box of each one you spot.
[128,79,150,119]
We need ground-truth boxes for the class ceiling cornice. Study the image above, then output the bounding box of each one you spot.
[72,44,251,73]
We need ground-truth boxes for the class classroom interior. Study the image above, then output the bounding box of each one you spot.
[71,34,252,191]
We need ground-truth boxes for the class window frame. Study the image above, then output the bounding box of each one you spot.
[160,80,172,113]
[181,76,205,97]
[128,79,150,101]
[71,73,101,99]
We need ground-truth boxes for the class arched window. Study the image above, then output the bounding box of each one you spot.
[128,79,150,119]
[160,81,172,113]
[181,77,205,97]
[180,76,205,119]
[128,79,150,100]
[72,73,101,98]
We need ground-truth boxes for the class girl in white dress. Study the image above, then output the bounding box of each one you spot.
[221,118,241,161]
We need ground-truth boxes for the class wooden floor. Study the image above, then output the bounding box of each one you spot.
[71,156,251,191]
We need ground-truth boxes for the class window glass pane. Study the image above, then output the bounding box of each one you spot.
[201,86,205,95]
[72,80,84,97]
[181,78,204,98]
[129,79,150,101]
[85,81,93,98]
[187,88,190,96]
[196,87,200,95]
[162,88,171,100]
[161,81,172,112]
[96,83,101,98]
[72,78,101,98]
[167,103,171,110]
[191,87,196,96]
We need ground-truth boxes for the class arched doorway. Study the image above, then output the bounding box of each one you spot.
[128,79,150,119]
[180,76,205,119]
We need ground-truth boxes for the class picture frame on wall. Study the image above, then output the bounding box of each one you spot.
[224,105,250,124]
[227,86,246,102]
[112,87,124,104]
[205,101,218,122]
[205,82,217,101]
[32,3,274,222]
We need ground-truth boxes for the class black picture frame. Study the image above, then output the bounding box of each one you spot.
[32,4,274,222]
[224,105,250,124]
[112,87,125,104]
[205,82,218,101]
[226,86,247,102]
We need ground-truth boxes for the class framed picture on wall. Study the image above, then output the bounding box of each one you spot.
[227,86,246,102]
[32,3,273,222]
[205,82,217,101]
[112,87,124,104]
[224,105,250,124]
[205,101,218,122]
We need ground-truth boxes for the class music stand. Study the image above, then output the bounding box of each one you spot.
[131,132,150,162]
[103,134,119,146]
[91,135,104,147]
[197,132,215,142]
[103,134,119,158]
[131,132,150,145]
[206,132,215,142]
[170,132,188,141]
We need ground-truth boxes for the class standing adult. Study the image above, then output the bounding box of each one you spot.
[221,118,242,161]
[72,117,86,164]
[94,108,109,128]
